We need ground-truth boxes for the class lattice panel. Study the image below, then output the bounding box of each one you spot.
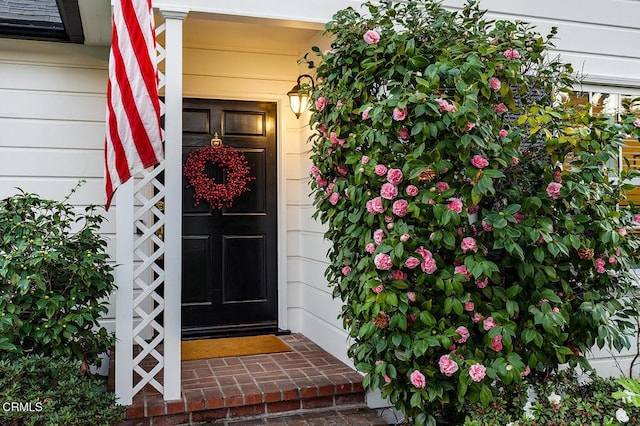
[129,21,167,397]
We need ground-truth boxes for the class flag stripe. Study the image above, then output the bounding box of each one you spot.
[104,0,164,210]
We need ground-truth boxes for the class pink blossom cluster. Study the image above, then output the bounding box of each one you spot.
[374,253,393,270]
[436,98,456,112]
[393,107,407,121]
[366,197,385,214]
[438,354,459,377]
[471,155,489,169]
[380,183,398,200]
[363,29,381,45]
[415,246,437,274]
[546,182,562,199]
[503,48,521,59]
[455,326,469,343]
[461,237,478,253]
[469,363,486,382]
[447,198,463,213]
[410,370,426,388]
[488,77,501,91]
[315,97,326,112]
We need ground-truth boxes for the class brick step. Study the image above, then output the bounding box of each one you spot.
[117,334,376,426]
[211,405,388,425]
[120,383,366,425]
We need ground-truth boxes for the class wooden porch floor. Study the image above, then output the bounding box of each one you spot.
[114,334,387,425]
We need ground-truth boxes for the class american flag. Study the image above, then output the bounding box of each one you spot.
[104,0,164,210]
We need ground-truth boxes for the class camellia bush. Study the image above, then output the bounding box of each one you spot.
[306,0,640,424]
[0,188,115,367]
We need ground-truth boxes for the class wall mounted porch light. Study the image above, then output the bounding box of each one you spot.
[287,74,315,118]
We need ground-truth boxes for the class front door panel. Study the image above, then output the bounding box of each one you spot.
[181,99,277,338]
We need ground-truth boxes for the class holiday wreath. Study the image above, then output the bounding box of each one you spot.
[183,145,254,209]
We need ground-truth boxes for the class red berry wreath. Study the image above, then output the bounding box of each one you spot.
[183,146,254,209]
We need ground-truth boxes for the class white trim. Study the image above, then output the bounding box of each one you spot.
[115,179,134,406]
[159,8,187,402]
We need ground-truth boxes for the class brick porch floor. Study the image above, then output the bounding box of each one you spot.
[116,334,387,425]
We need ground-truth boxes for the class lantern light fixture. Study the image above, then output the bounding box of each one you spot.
[287,74,315,119]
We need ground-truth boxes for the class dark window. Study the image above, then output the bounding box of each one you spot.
[0,0,84,43]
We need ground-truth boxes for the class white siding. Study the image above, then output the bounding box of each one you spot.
[0,38,115,330]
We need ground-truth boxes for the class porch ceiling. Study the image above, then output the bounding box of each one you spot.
[182,15,323,55]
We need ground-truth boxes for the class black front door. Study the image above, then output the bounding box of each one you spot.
[181,99,278,339]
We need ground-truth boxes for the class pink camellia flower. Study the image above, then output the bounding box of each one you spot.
[387,168,404,185]
[454,265,470,280]
[406,292,417,302]
[317,123,328,138]
[476,278,489,288]
[336,165,348,176]
[398,127,410,140]
[469,364,486,382]
[464,302,474,312]
[512,156,520,166]
[373,229,385,245]
[466,122,475,131]
[499,129,508,138]
[316,176,327,187]
[375,164,388,176]
[609,256,618,264]
[341,266,352,276]
[634,214,640,224]
[381,183,398,200]
[436,98,456,112]
[405,256,421,269]
[392,199,408,217]
[326,182,335,194]
[330,132,346,146]
[483,317,497,331]
[521,365,531,377]
[455,326,470,344]
[447,198,463,214]
[494,103,508,114]
[385,215,394,223]
[315,96,326,112]
[384,374,392,384]
[393,107,408,121]
[468,204,479,214]
[438,354,459,377]
[373,284,385,294]
[552,307,560,314]
[363,29,381,45]
[491,335,503,352]
[436,181,449,192]
[391,270,407,280]
[310,165,320,177]
[595,258,606,274]
[374,253,393,270]
[362,107,372,120]
[410,370,426,388]
[488,77,501,91]
[400,233,410,242]
[416,246,437,274]
[406,185,419,196]
[361,155,370,164]
[472,312,484,323]
[329,192,340,205]
[553,170,562,182]
[634,118,640,128]
[366,197,386,215]
[482,220,493,232]
[546,182,563,200]
[619,228,628,236]
[471,154,489,169]
[461,237,478,253]
[365,243,376,254]
[503,48,521,59]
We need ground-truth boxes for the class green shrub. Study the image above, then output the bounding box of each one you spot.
[0,188,115,366]
[0,355,125,426]
[464,370,640,425]
[306,0,640,424]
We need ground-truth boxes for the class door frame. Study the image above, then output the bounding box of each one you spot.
[180,93,289,333]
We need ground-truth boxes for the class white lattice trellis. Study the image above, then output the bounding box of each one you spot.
[116,14,187,404]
